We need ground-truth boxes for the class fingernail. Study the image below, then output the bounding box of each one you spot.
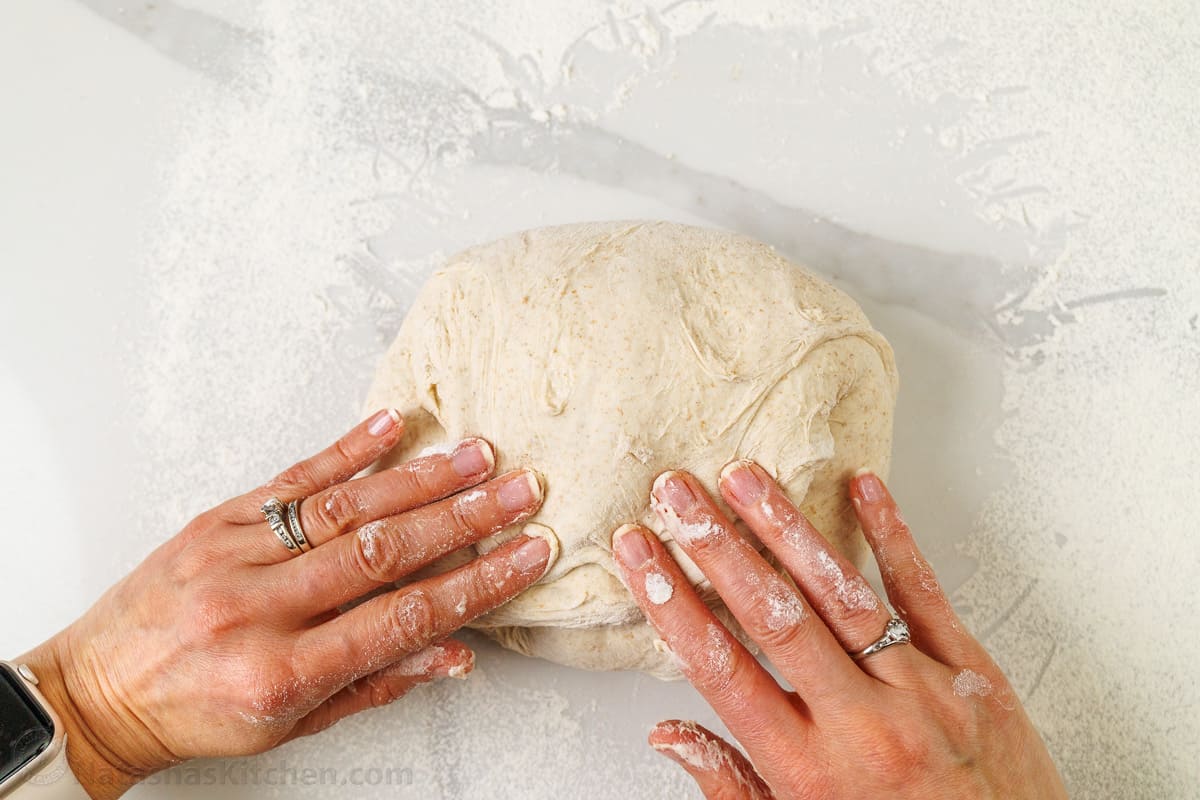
[612,523,653,569]
[855,468,885,502]
[720,460,767,504]
[652,471,698,513]
[367,408,401,436]
[512,533,551,574]
[498,470,542,512]
[452,438,494,478]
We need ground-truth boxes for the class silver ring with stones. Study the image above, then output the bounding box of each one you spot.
[286,499,312,553]
[851,617,911,661]
[261,497,300,556]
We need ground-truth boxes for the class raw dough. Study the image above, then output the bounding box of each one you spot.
[365,221,898,679]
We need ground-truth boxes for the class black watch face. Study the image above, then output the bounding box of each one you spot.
[0,667,55,783]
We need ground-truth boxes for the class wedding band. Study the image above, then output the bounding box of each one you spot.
[851,617,911,661]
[286,499,312,552]
[261,497,300,555]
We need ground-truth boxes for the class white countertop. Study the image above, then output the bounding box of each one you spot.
[2,1,1197,798]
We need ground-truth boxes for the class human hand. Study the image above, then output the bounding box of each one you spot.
[612,463,1067,799]
[18,409,555,799]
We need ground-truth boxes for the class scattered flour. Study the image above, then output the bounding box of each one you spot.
[703,623,734,675]
[454,489,487,516]
[392,646,443,677]
[122,0,1200,795]
[762,580,806,631]
[816,549,880,612]
[952,669,994,699]
[651,721,771,800]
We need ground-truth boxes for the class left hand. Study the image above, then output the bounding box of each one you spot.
[17,410,553,799]
[611,463,1067,799]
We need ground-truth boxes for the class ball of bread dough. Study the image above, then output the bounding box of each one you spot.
[364,221,898,679]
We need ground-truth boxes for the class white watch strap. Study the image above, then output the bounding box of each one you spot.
[9,736,91,799]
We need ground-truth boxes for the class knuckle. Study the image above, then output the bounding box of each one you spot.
[387,590,438,652]
[272,460,319,492]
[459,556,508,602]
[172,540,221,583]
[697,644,759,705]
[753,612,811,654]
[864,728,932,785]
[172,510,222,552]
[812,578,883,630]
[351,522,415,584]
[183,583,250,645]
[364,672,410,708]
[332,439,360,472]
[315,486,361,535]
[241,671,297,719]
[390,465,432,502]
[449,492,487,534]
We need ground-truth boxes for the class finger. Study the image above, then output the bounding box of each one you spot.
[224,409,405,524]
[277,469,545,614]
[286,640,474,741]
[611,524,808,790]
[719,460,923,682]
[850,470,981,666]
[650,471,871,704]
[649,720,775,800]
[296,528,558,689]
[295,437,496,550]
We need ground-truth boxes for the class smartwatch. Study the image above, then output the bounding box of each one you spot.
[0,661,89,799]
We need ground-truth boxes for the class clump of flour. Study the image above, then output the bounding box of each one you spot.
[644,572,674,604]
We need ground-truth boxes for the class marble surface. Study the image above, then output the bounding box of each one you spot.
[1,1,1197,798]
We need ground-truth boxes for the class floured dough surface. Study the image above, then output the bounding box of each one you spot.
[365,221,898,679]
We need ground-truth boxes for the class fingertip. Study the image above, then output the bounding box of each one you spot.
[651,470,674,494]
[451,437,495,479]
[718,458,769,505]
[647,718,691,748]
[438,640,476,680]
[497,469,544,512]
[718,458,748,485]
[612,523,655,570]
[475,437,496,473]
[366,407,404,437]
[447,650,475,680]
[851,468,887,503]
[513,523,559,578]
[651,469,700,513]
[525,522,560,566]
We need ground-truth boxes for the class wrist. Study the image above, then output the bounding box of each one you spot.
[17,642,142,800]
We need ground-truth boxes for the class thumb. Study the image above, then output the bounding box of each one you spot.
[649,720,774,800]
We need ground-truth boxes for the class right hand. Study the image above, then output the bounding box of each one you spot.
[612,465,1066,799]
[19,408,555,800]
